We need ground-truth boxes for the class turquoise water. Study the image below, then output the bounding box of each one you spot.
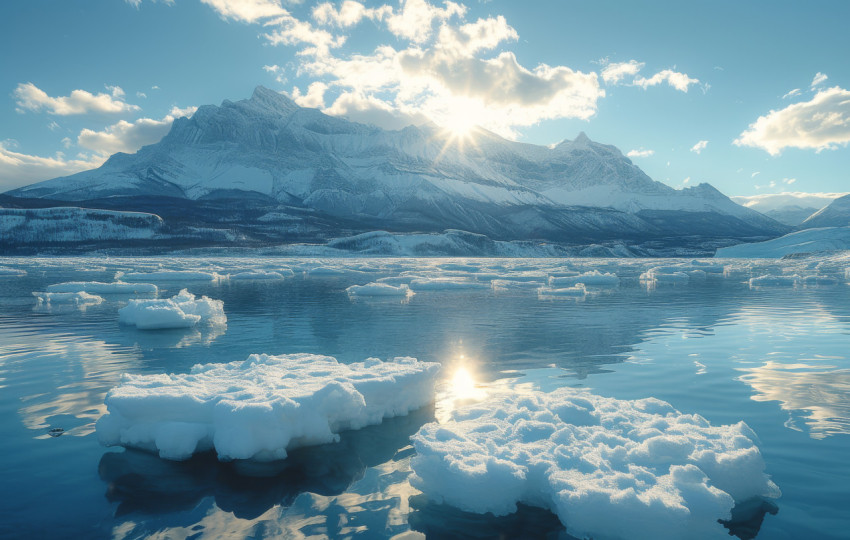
[0,257,848,539]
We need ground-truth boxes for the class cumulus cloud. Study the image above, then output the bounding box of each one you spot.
[735,86,850,155]
[601,60,644,85]
[312,0,391,27]
[811,72,828,87]
[263,13,346,56]
[384,0,466,43]
[76,106,197,156]
[199,0,287,22]
[690,140,708,154]
[0,141,104,190]
[626,148,654,158]
[634,69,700,92]
[290,82,328,108]
[14,83,140,115]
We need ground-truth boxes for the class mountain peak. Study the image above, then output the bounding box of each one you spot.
[574,131,591,144]
[248,86,298,113]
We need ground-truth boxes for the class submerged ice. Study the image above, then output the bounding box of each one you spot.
[411,388,779,540]
[97,354,441,461]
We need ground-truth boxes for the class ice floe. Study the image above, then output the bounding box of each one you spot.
[537,284,587,298]
[411,388,779,540]
[118,289,226,330]
[548,270,619,288]
[46,281,158,295]
[96,354,441,461]
[229,269,292,280]
[409,278,490,291]
[346,282,414,297]
[749,275,800,288]
[118,270,224,282]
[33,291,104,306]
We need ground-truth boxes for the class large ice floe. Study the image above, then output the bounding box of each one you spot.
[33,291,104,307]
[411,388,780,540]
[118,289,226,330]
[118,270,223,282]
[96,354,441,461]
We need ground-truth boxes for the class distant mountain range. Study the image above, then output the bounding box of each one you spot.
[2,86,791,253]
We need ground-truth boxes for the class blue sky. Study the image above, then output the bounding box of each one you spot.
[1,0,848,202]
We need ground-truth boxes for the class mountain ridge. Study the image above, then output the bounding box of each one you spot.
[5,85,788,246]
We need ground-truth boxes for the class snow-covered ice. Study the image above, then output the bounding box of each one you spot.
[46,281,158,295]
[749,275,800,288]
[409,278,490,291]
[548,270,619,288]
[118,289,226,330]
[346,282,414,297]
[96,354,441,461]
[118,271,223,282]
[33,291,104,306]
[411,388,779,540]
[229,269,291,280]
[537,284,587,298]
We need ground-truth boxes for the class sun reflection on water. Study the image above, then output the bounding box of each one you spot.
[435,355,489,423]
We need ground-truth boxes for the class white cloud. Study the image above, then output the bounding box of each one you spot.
[634,69,699,92]
[76,106,197,156]
[312,1,390,27]
[136,91,147,98]
[751,171,760,178]
[47,121,61,132]
[385,0,466,43]
[732,191,848,212]
[290,82,328,108]
[735,86,850,155]
[782,88,801,99]
[811,72,828,87]
[263,64,281,73]
[263,13,346,56]
[0,141,105,191]
[14,83,140,115]
[682,176,690,184]
[784,177,796,185]
[199,0,286,22]
[626,148,654,158]
[690,140,708,154]
[324,91,431,130]
[601,60,644,85]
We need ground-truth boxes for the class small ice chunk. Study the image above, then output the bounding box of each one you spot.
[33,291,104,306]
[47,281,158,295]
[119,271,223,282]
[0,267,27,276]
[409,278,489,291]
[640,269,690,283]
[749,274,800,288]
[346,282,414,297]
[411,388,779,540]
[491,279,545,291]
[230,270,290,280]
[537,284,587,297]
[96,354,441,461]
[118,289,225,330]
[549,270,619,288]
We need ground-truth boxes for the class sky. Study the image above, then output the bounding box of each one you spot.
[1,0,848,201]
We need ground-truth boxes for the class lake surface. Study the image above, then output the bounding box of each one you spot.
[0,256,848,539]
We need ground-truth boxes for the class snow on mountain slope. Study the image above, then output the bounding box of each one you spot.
[715,226,850,258]
[8,86,786,241]
[800,194,850,229]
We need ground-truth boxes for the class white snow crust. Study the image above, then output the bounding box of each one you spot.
[96,354,441,461]
[411,388,780,540]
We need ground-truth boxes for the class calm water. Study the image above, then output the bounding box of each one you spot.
[0,257,848,539]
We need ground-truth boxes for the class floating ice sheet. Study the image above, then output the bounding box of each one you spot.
[411,388,779,540]
[119,271,223,282]
[409,278,490,291]
[549,270,619,288]
[229,269,291,280]
[346,282,414,297]
[97,354,441,461]
[46,281,158,295]
[33,291,104,306]
[118,289,225,330]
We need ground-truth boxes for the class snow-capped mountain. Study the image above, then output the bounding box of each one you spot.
[7,86,787,243]
[800,194,850,229]
[732,193,844,226]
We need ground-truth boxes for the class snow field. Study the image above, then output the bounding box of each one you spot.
[96,354,441,461]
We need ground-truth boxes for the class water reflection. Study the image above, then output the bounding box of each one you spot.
[738,360,850,439]
[100,406,433,522]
